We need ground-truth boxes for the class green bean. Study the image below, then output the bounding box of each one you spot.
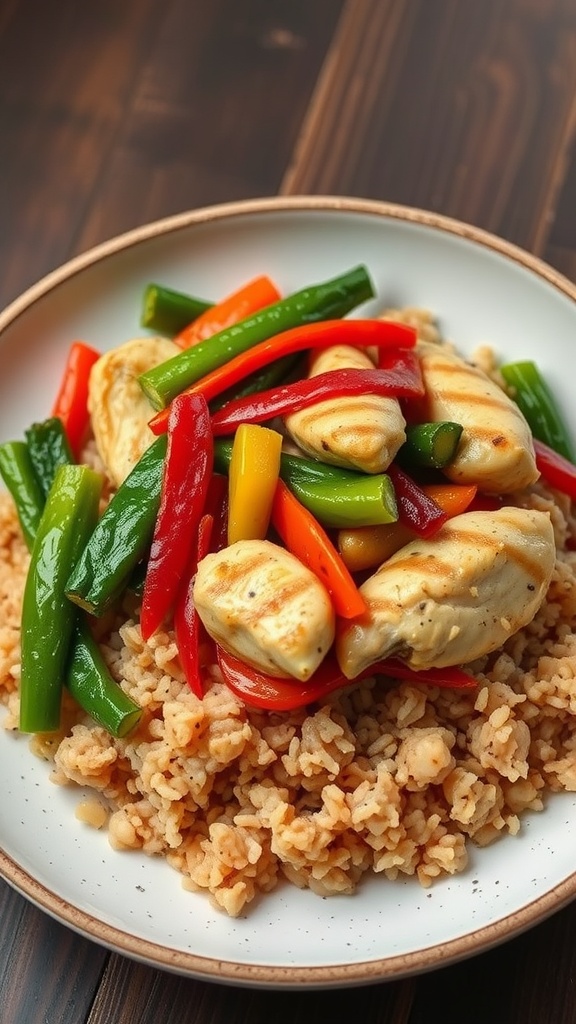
[140,283,212,336]
[20,464,102,733]
[0,441,44,549]
[66,619,142,737]
[25,417,73,499]
[398,421,463,469]
[139,265,374,410]
[500,360,575,462]
[66,435,167,616]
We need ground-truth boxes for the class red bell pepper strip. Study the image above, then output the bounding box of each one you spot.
[51,341,100,459]
[173,512,214,698]
[217,648,477,712]
[210,354,424,436]
[174,275,281,349]
[140,393,213,640]
[534,438,576,500]
[387,463,448,537]
[148,319,418,435]
[271,479,367,619]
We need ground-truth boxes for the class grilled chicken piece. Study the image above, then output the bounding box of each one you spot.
[336,507,555,677]
[89,336,178,487]
[193,539,335,681]
[284,345,406,473]
[417,341,538,493]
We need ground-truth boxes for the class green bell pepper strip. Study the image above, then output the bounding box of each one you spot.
[66,619,142,737]
[25,417,73,499]
[138,265,374,410]
[500,360,575,462]
[20,464,102,733]
[0,441,44,549]
[397,421,463,470]
[213,440,398,528]
[66,434,168,616]
[140,283,212,336]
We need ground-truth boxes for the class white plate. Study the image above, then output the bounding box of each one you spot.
[2,196,576,989]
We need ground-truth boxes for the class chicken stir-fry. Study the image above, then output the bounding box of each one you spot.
[89,336,178,487]
[336,507,555,676]
[284,344,406,473]
[193,539,335,680]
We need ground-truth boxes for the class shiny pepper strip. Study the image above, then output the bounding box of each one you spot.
[227,423,283,545]
[173,512,214,698]
[140,393,213,641]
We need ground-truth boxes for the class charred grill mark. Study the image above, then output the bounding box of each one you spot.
[441,517,550,589]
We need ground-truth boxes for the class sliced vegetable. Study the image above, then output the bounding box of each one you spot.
[0,441,44,549]
[51,341,100,458]
[140,395,213,640]
[140,283,212,336]
[173,512,214,699]
[387,463,447,537]
[217,649,477,712]
[271,479,366,618]
[149,318,417,434]
[66,435,168,616]
[174,274,281,348]
[398,421,463,469]
[210,355,424,436]
[66,619,142,737]
[338,483,478,571]
[534,438,576,499]
[139,265,375,410]
[25,417,73,499]
[500,360,575,461]
[214,439,399,528]
[227,424,282,545]
[20,464,102,733]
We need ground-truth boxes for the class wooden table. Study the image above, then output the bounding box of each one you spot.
[2,1,576,1020]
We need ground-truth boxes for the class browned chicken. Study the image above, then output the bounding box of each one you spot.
[416,341,539,493]
[336,507,555,677]
[283,344,406,473]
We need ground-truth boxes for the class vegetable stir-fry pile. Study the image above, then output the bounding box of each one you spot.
[3,264,575,735]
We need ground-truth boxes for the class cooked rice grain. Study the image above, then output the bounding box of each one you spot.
[2,478,576,917]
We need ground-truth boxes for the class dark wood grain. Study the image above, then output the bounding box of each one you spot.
[282,0,576,262]
[0,0,345,310]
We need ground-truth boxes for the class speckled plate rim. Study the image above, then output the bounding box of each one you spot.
[2,194,576,989]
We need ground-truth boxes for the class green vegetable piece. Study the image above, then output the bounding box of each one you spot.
[209,353,301,413]
[141,283,212,336]
[214,440,398,528]
[139,265,374,410]
[399,421,463,469]
[66,434,168,616]
[25,417,74,499]
[500,360,575,462]
[20,464,103,733]
[0,441,44,549]
[66,619,142,737]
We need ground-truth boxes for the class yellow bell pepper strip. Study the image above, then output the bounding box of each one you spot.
[210,354,424,436]
[217,648,477,712]
[140,265,375,411]
[140,393,213,641]
[338,483,478,572]
[387,463,447,537]
[173,512,215,698]
[270,479,367,619]
[51,341,100,459]
[227,424,283,545]
[534,438,576,499]
[174,274,281,349]
[20,464,103,733]
[148,318,418,434]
